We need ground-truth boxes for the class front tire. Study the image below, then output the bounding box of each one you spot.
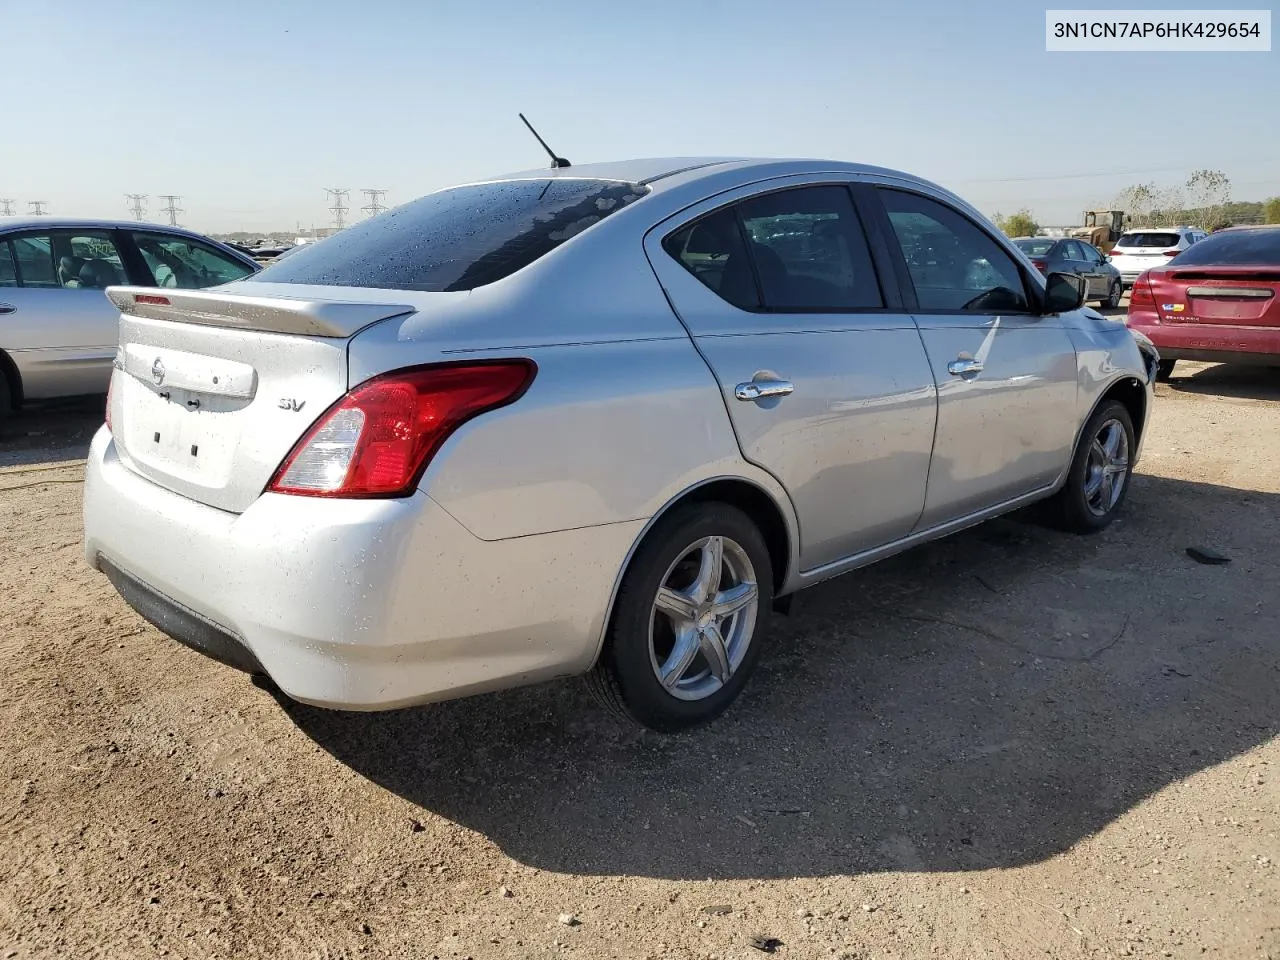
[0,368,12,424]
[1155,359,1176,381]
[1102,280,1122,309]
[1044,400,1135,534]
[587,503,773,732]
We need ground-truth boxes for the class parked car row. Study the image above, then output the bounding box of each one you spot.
[0,218,260,417]
[1109,225,1208,288]
[1012,236,1123,308]
[1125,224,1280,380]
[80,157,1155,732]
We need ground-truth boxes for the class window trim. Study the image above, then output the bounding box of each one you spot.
[660,182,897,316]
[0,239,17,288]
[867,186,1044,317]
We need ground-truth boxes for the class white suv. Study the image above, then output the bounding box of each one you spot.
[1108,226,1207,287]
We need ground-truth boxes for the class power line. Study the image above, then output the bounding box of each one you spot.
[0,199,15,217]
[361,188,388,217]
[28,201,48,216]
[125,193,148,220]
[950,159,1280,185]
[158,195,183,226]
[324,188,350,229]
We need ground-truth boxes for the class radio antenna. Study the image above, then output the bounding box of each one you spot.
[518,113,570,169]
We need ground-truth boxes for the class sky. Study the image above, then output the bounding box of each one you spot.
[2,0,1277,233]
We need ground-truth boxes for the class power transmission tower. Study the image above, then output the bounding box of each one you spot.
[159,195,183,226]
[0,199,15,217]
[324,188,350,229]
[125,193,148,220]
[29,201,49,216]
[361,189,388,217]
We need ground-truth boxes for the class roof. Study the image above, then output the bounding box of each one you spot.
[0,215,202,233]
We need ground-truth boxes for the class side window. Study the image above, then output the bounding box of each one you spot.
[1079,242,1101,261]
[879,189,1031,313]
[63,233,126,288]
[132,232,255,289]
[736,186,883,310]
[662,207,759,309]
[10,235,57,287]
[1063,240,1085,261]
[0,241,16,288]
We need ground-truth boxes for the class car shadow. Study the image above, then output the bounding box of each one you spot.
[1165,363,1280,402]
[0,395,103,468]
[283,474,1279,880]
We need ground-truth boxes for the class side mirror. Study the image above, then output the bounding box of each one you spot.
[1044,272,1086,313]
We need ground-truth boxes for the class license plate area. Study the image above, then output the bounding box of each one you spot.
[120,380,243,489]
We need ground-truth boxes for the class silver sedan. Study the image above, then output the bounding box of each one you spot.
[0,217,258,418]
[82,158,1156,731]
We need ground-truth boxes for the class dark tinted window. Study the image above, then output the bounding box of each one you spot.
[1014,238,1056,256]
[663,207,759,309]
[880,190,1030,313]
[1079,242,1103,261]
[1168,228,1280,266]
[0,241,15,287]
[737,186,883,310]
[1116,232,1181,249]
[254,179,649,292]
[1064,241,1089,261]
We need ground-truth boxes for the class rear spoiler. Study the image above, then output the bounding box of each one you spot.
[105,286,416,339]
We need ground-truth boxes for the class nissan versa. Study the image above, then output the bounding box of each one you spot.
[82,158,1157,732]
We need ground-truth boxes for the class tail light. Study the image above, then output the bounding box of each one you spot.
[268,360,536,498]
[1129,271,1156,309]
[1030,259,1048,274]
[1161,250,1179,257]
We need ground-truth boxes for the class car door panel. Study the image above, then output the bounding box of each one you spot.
[870,186,1079,528]
[643,176,939,572]
[912,316,1077,526]
[1,288,117,398]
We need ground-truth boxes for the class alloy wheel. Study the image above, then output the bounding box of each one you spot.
[1084,418,1130,516]
[648,535,759,701]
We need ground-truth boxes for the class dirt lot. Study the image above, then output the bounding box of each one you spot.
[2,363,1278,960]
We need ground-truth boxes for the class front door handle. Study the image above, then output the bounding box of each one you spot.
[0,303,15,315]
[734,378,795,401]
[947,358,984,377]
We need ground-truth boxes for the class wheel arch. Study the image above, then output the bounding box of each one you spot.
[590,474,798,668]
[1097,374,1148,447]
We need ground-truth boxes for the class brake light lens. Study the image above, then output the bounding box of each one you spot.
[268,361,536,498]
[1129,271,1156,309]
[1030,259,1048,273]
[1162,249,1179,257]
[134,294,171,306]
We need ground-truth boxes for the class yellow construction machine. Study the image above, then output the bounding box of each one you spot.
[1071,210,1126,253]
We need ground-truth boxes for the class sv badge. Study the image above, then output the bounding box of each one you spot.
[278,398,306,412]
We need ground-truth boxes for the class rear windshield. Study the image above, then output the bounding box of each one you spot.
[252,178,650,291]
[1168,228,1280,266]
[1013,238,1056,256]
[1116,232,1181,249]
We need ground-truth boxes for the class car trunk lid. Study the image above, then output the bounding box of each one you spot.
[105,285,417,513]
[1147,267,1280,327]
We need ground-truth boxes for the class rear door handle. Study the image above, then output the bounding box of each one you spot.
[734,378,794,401]
[0,303,15,315]
[947,358,983,377]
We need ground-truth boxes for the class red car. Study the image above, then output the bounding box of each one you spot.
[1126,225,1280,380]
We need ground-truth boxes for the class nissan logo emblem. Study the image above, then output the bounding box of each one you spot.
[151,357,165,385]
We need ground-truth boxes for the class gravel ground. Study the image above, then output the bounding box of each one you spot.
[1,362,1278,960]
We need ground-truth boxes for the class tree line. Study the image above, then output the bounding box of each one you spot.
[992,169,1280,237]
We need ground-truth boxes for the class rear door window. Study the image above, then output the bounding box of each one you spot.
[1064,241,1088,261]
[253,179,650,292]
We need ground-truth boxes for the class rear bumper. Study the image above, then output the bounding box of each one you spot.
[83,427,643,710]
[1127,313,1280,365]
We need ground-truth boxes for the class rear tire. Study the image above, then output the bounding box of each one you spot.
[587,503,773,733]
[1155,359,1176,381]
[1044,400,1135,534]
[0,368,12,424]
